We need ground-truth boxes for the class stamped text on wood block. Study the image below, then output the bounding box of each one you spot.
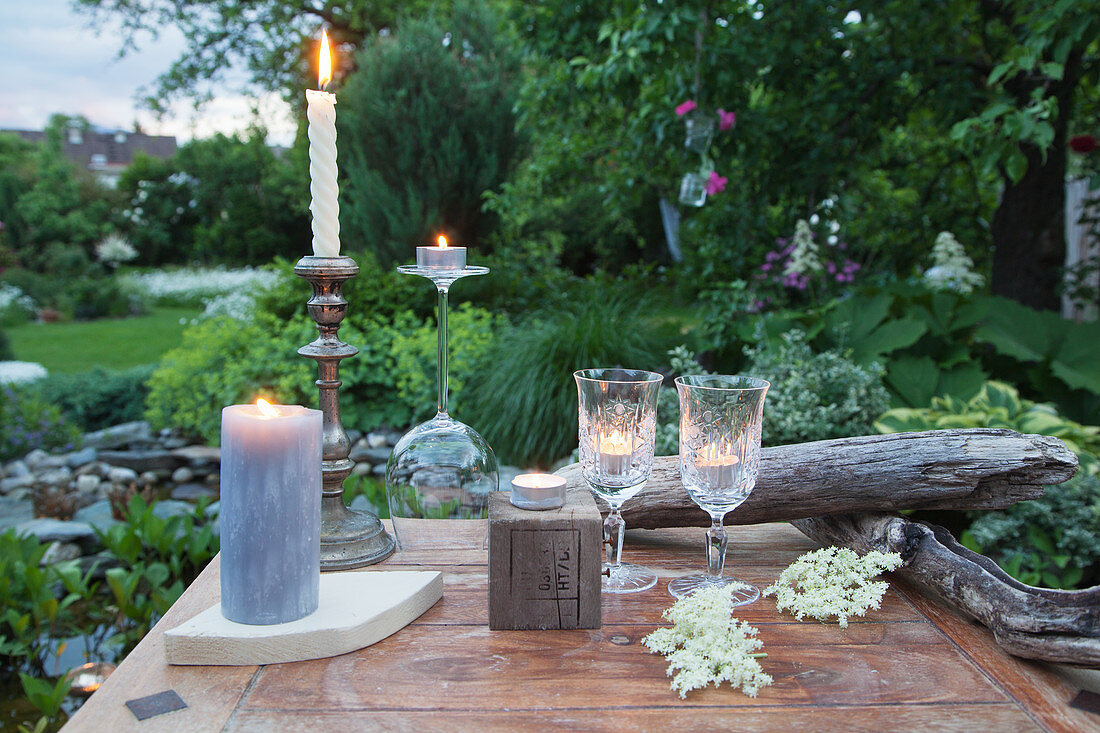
[489,489,601,630]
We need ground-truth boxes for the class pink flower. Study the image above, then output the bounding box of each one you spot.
[675,100,697,117]
[705,171,727,195]
[717,109,736,130]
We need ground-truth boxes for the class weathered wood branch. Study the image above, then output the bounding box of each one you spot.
[792,513,1100,666]
[556,429,1078,528]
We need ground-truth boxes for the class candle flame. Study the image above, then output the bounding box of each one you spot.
[437,235,448,248]
[256,398,279,417]
[318,29,333,90]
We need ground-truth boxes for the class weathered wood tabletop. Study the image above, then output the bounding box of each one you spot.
[63,521,1098,732]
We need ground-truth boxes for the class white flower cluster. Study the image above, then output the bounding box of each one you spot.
[783,219,823,278]
[923,231,984,294]
[642,584,772,698]
[95,234,138,265]
[763,546,904,627]
[120,267,279,304]
[0,361,48,385]
[199,292,258,323]
[0,283,35,314]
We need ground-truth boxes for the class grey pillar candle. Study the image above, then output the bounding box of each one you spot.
[220,402,322,625]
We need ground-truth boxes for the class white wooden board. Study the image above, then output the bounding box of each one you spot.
[164,570,443,666]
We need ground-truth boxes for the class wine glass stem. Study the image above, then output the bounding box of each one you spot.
[706,514,728,579]
[436,285,450,416]
[604,508,625,568]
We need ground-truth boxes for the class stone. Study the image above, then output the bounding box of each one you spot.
[386,432,404,446]
[346,429,363,446]
[75,474,102,494]
[497,465,524,490]
[82,421,153,450]
[23,449,50,468]
[372,463,388,476]
[350,494,382,516]
[348,443,373,463]
[99,449,184,473]
[361,447,393,464]
[366,432,389,449]
[140,471,159,485]
[72,500,121,533]
[37,468,73,487]
[14,518,97,549]
[171,466,195,484]
[41,541,82,565]
[79,551,122,580]
[107,466,140,484]
[171,483,218,502]
[7,488,31,501]
[204,501,220,519]
[5,460,30,478]
[162,437,188,450]
[171,445,221,466]
[0,495,34,531]
[0,474,36,494]
[63,447,98,468]
[205,472,220,487]
[352,462,373,477]
[74,461,108,478]
[152,500,195,520]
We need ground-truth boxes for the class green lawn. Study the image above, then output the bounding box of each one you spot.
[6,307,201,373]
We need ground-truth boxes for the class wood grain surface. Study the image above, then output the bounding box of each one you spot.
[63,520,1098,733]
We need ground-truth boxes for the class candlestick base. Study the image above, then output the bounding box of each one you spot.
[296,255,395,570]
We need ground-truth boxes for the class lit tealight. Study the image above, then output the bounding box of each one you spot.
[510,473,567,511]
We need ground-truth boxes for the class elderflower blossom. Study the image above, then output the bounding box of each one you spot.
[95,234,138,266]
[781,219,823,288]
[642,584,772,698]
[923,231,984,294]
[763,547,904,627]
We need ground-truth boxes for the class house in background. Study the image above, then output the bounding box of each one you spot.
[3,123,177,188]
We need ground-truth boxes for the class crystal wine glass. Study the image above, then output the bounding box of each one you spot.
[574,368,662,593]
[669,375,769,602]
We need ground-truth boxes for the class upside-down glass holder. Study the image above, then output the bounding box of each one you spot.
[671,374,769,602]
[295,255,395,570]
[574,368,662,593]
[386,264,499,551]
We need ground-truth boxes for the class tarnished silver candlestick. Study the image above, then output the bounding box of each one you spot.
[296,255,395,570]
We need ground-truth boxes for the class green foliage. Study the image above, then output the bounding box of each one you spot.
[463,287,675,466]
[0,387,82,462]
[338,1,522,265]
[23,366,155,432]
[0,531,91,674]
[18,673,71,718]
[95,495,218,651]
[743,330,890,446]
[962,473,1100,589]
[876,381,1100,475]
[116,131,309,266]
[0,327,12,361]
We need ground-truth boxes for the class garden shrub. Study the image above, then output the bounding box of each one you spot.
[743,329,890,446]
[462,287,676,467]
[26,365,156,433]
[0,387,81,461]
[963,473,1100,589]
[0,327,11,361]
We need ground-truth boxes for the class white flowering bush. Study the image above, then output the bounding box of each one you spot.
[120,267,279,306]
[763,547,904,627]
[923,231,984,294]
[781,219,823,284]
[94,234,138,266]
[0,283,36,325]
[643,584,772,698]
[0,361,49,385]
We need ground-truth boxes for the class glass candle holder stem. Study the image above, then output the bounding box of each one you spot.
[436,284,449,415]
[705,514,728,578]
[604,507,626,571]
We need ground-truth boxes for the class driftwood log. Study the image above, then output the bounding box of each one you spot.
[793,513,1100,666]
[557,428,1097,665]
[557,428,1078,528]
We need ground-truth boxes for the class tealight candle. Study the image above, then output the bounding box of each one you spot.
[598,429,632,477]
[510,473,567,510]
[220,399,322,625]
[417,235,466,269]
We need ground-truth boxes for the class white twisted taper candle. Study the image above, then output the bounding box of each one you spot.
[306,89,340,257]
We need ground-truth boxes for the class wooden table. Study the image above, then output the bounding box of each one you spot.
[64,523,1099,732]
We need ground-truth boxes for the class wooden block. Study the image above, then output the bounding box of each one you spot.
[164,570,442,665]
[488,488,601,630]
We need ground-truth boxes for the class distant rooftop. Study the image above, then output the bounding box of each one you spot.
[2,125,177,187]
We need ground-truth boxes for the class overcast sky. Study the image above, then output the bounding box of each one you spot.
[0,0,297,145]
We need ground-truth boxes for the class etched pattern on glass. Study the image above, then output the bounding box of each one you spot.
[679,392,765,514]
[578,397,658,498]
